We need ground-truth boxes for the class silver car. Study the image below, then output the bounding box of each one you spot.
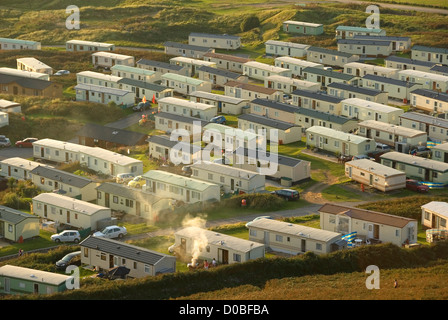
[51,230,81,243]
[93,225,127,239]
[0,135,11,147]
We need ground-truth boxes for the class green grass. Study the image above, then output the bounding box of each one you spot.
[0,230,55,258]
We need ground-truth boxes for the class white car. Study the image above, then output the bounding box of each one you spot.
[93,225,127,239]
[54,70,70,76]
[116,173,135,184]
[51,230,81,243]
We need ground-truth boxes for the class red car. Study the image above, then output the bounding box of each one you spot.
[15,137,38,148]
[406,179,429,193]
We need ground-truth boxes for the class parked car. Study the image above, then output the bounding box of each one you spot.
[133,101,151,112]
[116,173,135,184]
[352,154,372,160]
[93,225,127,239]
[55,251,81,270]
[245,215,272,228]
[0,135,11,147]
[406,179,429,193]
[15,137,38,148]
[51,230,81,243]
[376,143,391,152]
[209,115,226,124]
[270,189,300,201]
[54,70,70,76]
[181,165,192,176]
[127,176,146,188]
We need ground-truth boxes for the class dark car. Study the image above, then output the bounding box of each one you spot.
[133,101,151,112]
[209,115,226,124]
[15,137,38,148]
[406,179,429,193]
[271,189,300,201]
[410,146,431,157]
[55,251,81,270]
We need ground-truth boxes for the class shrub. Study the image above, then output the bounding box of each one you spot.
[240,15,260,32]
[1,192,31,210]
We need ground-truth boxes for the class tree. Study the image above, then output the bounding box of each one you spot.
[240,15,260,32]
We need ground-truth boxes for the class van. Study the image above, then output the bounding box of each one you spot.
[116,173,135,184]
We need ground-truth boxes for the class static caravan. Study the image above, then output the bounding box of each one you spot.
[399,112,448,143]
[0,67,49,81]
[242,61,291,81]
[335,26,386,39]
[430,65,448,77]
[302,67,359,89]
[398,70,448,93]
[188,33,241,50]
[142,170,220,204]
[158,96,217,121]
[17,58,52,75]
[203,123,262,152]
[188,91,248,115]
[30,165,98,201]
[74,84,134,107]
[66,40,115,52]
[0,73,62,99]
[169,56,216,77]
[0,206,39,242]
[352,35,411,52]
[294,107,359,133]
[341,98,403,125]
[431,142,448,163]
[0,157,46,181]
[337,39,393,57]
[410,88,448,114]
[264,75,320,94]
[291,89,344,115]
[411,45,448,65]
[224,81,283,102]
[238,113,302,144]
[0,99,21,113]
[265,40,310,58]
[80,236,176,278]
[203,52,251,73]
[247,218,344,255]
[79,147,143,177]
[111,65,156,83]
[0,112,8,128]
[0,38,41,50]
[283,21,324,35]
[345,159,406,192]
[274,56,323,78]
[173,226,265,265]
[117,78,173,102]
[92,52,135,69]
[306,126,376,157]
[421,202,448,231]
[32,138,87,164]
[249,98,299,124]
[190,161,266,194]
[154,112,208,138]
[361,74,422,102]
[381,151,448,184]
[327,82,388,104]
[96,182,171,222]
[197,65,248,87]
[32,193,111,230]
[147,134,202,164]
[164,41,214,59]
[343,62,398,79]
[233,147,311,183]
[161,73,212,95]
[319,203,418,247]
[385,56,436,73]
[0,265,70,295]
[76,71,121,88]
[136,59,189,81]
[306,46,359,68]
[357,120,427,152]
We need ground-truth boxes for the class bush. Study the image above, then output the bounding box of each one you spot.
[240,15,260,32]
[1,192,31,210]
